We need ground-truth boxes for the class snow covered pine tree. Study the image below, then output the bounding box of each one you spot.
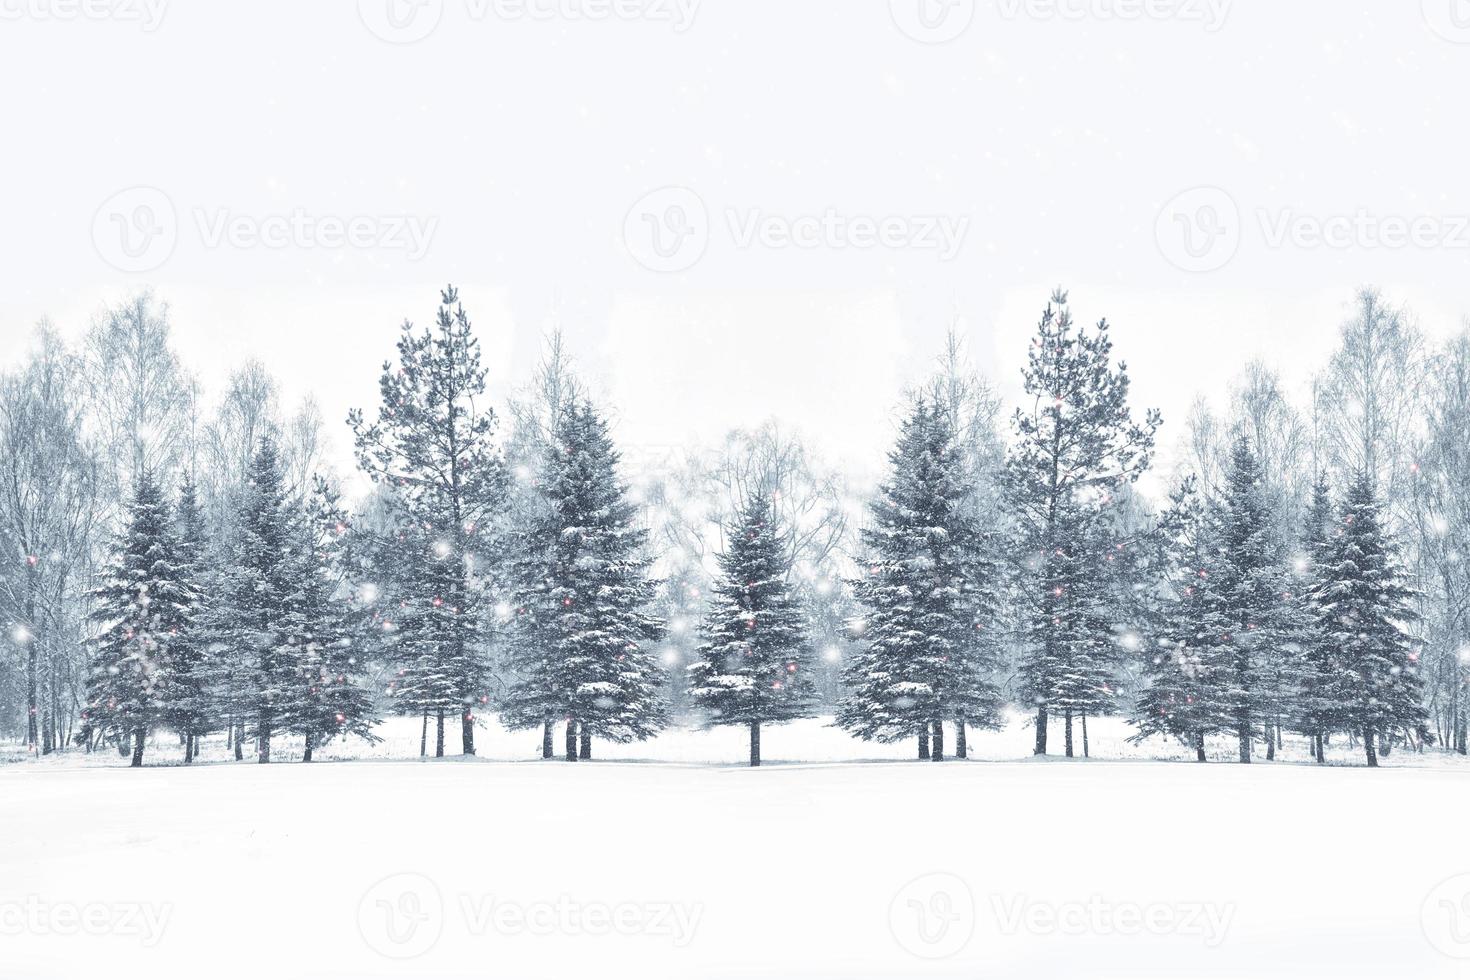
[503,399,666,760]
[1131,476,1230,761]
[1006,290,1159,756]
[349,286,505,756]
[838,398,1004,760]
[1317,473,1427,766]
[688,493,816,766]
[84,470,199,767]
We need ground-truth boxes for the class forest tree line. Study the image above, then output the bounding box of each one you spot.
[1,285,1465,768]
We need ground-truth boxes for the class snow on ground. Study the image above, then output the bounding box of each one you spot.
[4,716,1470,979]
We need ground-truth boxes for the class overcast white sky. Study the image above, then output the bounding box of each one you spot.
[3,1,1470,496]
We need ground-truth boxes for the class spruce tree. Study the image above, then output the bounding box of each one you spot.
[84,470,196,768]
[503,400,666,759]
[349,285,505,756]
[688,493,816,766]
[1207,436,1305,763]
[160,475,212,764]
[282,477,379,761]
[1006,290,1160,755]
[1131,477,1230,761]
[837,399,1004,760]
[1295,476,1341,763]
[1317,473,1427,766]
[219,437,301,763]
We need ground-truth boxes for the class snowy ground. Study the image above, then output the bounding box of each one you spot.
[4,716,1470,979]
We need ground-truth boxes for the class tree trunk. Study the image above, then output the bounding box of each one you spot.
[918,726,930,760]
[462,710,475,756]
[579,729,591,760]
[1237,722,1251,764]
[931,720,945,761]
[542,719,554,759]
[435,709,445,758]
[420,710,429,757]
[565,719,578,761]
[1034,706,1048,755]
[1195,731,1206,762]
[303,733,314,763]
[1314,733,1325,765]
[1265,721,1276,761]
[749,720,761,767]
[130,728,145,768]
[1364,725,1378,768]
[233,725,243,761]
[1081,712,1090,758]
[1064,710,1074,758]
[955,719,967,759]
[258,725,271,764]
[183,731,194,765]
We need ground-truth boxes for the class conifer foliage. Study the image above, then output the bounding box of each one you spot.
[84,470,199,768]
[689,493,815,766]
[349,286,505,756]
[838,398,1004,760]
[1315,473,1427,766]
[503,400,667,759]
[1007,290,1160,756]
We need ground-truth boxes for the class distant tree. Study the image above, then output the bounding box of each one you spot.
[689,494,816,766]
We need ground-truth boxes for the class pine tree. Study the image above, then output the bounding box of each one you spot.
[503,400,666,759]
[281,477,379,762]
[1295,476,1341,763]
[84,470,196,767]
[688,494,816,766]
[349,285,505,756]
[160,475,212,764]
[218,437,301,764]
[1131,477,1230,761]
[1207,436,1305,764]
[1006,290,1160,755]
[1317,473,1428,767]
[837,399,1004,760]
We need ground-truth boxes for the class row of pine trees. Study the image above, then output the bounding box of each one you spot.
[78,287,1426,768]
